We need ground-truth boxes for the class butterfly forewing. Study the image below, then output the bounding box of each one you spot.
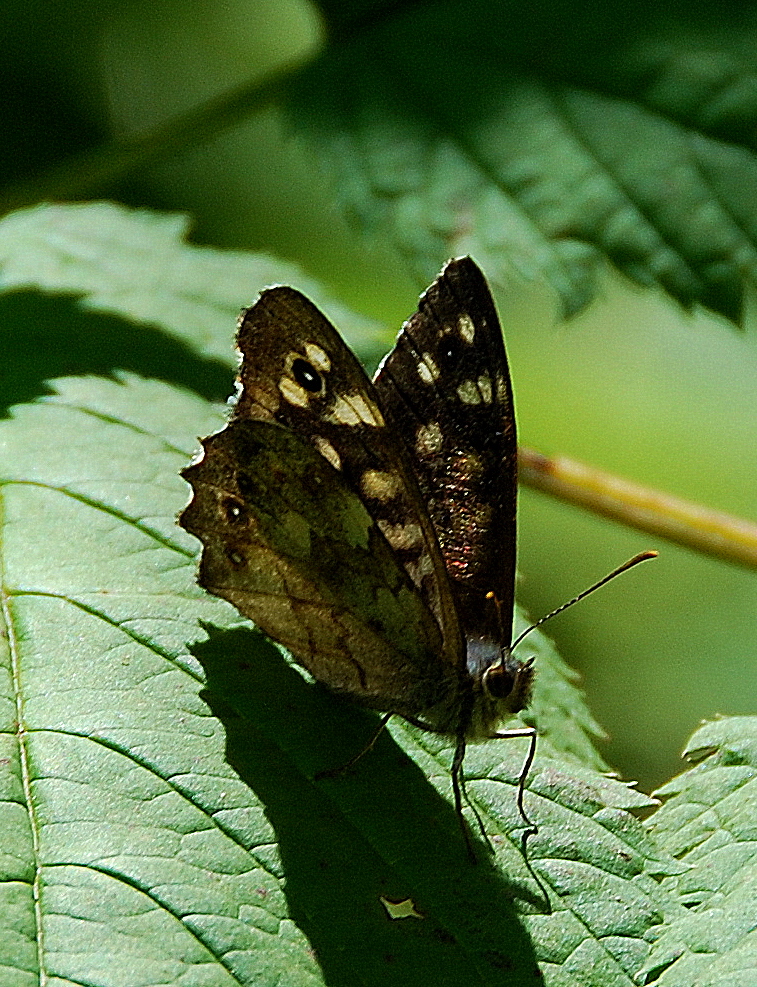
[373,258,517,647]
[233,285,463,662]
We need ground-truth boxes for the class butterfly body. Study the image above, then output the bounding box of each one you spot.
[180,257,535,838]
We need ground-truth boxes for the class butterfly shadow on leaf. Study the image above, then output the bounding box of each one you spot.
[191,624,545,987]
[0,291,234,416]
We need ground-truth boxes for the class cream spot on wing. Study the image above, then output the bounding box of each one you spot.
[279,376,310,407]
[456,380,481,405]
[305,342,331,372]
[458,313,475,343]
[417,353,440,384]
[328,395,361,425]
[416,422,443,455]
[249,383,279,416]
[329,394,384,427]
[477,375,493,403]
[406,552,434,585]
[352,394,385,426]
[378,520,424,551]
[313,435,341,470]
[360,469,402,501]
[455,452,483,477]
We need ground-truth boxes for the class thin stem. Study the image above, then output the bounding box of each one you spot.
[0,50,317,214]
[519,446,757,571]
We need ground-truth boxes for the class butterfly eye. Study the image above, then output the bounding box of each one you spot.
[291,358,323,393]
[482,664,515,700]
[221,497,247,525]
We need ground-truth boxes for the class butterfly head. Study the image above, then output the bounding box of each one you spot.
[465,638,535,739]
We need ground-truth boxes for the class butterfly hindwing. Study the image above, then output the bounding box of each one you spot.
[180,419,460,720]
[373,258,517,647]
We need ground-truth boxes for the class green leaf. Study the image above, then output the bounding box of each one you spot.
[0,375,319,986]
[0,200,698,984]
[1,199,750,985]
[289,0,757,320]
[0,201,384,364]
[640,716,757,986]
[0,371,684,985]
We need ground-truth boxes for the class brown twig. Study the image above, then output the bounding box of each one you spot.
[519,447,757,571]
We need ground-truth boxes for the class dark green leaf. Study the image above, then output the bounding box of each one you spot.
[290,0,757,321]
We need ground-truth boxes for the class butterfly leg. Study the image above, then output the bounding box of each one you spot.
[492,726,538,837]
[399,715,487,860]
[451,734,484,862]
[314,712,393,780]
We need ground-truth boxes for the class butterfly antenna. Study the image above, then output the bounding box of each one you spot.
[511,550,658,651]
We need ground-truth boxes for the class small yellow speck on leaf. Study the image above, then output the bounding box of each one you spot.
[380,896,424,920]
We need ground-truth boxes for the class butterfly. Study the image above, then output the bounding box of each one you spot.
[179,257,537,853]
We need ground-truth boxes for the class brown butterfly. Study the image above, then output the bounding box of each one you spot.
[180,258,537,852]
